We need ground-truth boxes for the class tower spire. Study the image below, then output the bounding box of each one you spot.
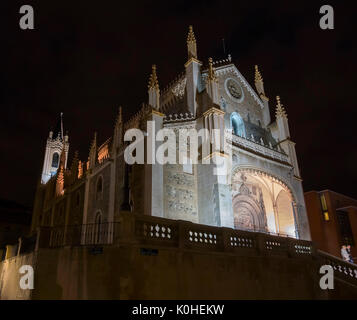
[40,114,70,184]
[206,58,219,107]
[255,65,263,82]
[115,106,122,126]
[89,132,97,169]
[187,25,197,59]
[275,96,287,118]
[255,65,270,126]
[148,64,159,90]
[254,65,265,96]
[148,65,160,109]
[113,106,123,154]
[60,112,64,140]
[207,57,217,81]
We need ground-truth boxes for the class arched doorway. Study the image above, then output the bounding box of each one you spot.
[232,179,267,231]
[231,169,297,237]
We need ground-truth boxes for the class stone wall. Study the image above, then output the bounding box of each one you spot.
[1,213,356,300]
[0,252,36,300]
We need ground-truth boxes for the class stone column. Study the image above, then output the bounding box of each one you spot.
[144,109,164,217]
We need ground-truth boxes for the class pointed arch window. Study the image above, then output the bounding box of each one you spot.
[230,112,246,138]
[51,152,59,168]
[96,176,103,200]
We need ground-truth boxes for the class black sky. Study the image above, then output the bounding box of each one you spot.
[1,0,357,206]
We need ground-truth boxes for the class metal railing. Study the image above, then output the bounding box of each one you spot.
[47,222,120,248]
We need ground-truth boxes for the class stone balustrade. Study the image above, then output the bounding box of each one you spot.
[118,213,315,259]
[317,250,357,286]
[228,132,290,163]
[5,212,357,289]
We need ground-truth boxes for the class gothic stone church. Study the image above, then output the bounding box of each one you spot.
[31,26,311,241]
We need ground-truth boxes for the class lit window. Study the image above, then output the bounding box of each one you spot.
[323,211,330,221]
[319,194,329,221]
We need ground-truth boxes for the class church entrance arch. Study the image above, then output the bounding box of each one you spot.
[231,169,297,237]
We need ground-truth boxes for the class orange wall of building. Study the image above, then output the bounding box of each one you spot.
[305,190,357,260]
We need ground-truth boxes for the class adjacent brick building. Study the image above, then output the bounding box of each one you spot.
[305,190,357,261]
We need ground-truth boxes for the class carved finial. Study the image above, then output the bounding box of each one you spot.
[207,57,217,81]
[187,25,196,44]
[187,25,197,59]
[59,147,66,169]
[78,160,83,179]
[275,96,287,118]
[115,106,122,126]
[56,166,64,196]
[148,64,159,91]
[255,65,263,83]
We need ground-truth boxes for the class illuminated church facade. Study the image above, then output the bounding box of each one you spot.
[31,26,311,241]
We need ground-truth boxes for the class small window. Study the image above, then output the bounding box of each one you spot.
[51,152,59,168]
[319,194,329,221]
[323,211,330,221]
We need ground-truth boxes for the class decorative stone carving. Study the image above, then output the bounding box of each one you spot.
[171,77,187,98]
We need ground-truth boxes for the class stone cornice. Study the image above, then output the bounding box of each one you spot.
[202,107,225,117]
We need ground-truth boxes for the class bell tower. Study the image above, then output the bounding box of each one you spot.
[41,113,69,184]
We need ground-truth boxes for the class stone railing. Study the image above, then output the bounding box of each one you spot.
[119,213,315,259]
[29,213,357,288]
[35,213,314,261]
[227,132,289,163]
[317,250,357,286]
[163,112,195,123]
[12,213,357,292]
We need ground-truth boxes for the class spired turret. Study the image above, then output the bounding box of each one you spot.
[41,113,69,184]
[187,25,197,59]
[254,65,270,126]
[206,57,219,107]
[275,96,290,141]
[274,96,300,177]
[88,132,97,170]
[185,25,202,116]
[148,65,160,110]
[112,106,123,156]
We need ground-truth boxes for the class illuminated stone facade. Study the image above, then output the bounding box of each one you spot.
[31,26,310,241]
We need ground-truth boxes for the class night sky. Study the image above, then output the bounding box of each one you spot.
[1,1,357,206]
